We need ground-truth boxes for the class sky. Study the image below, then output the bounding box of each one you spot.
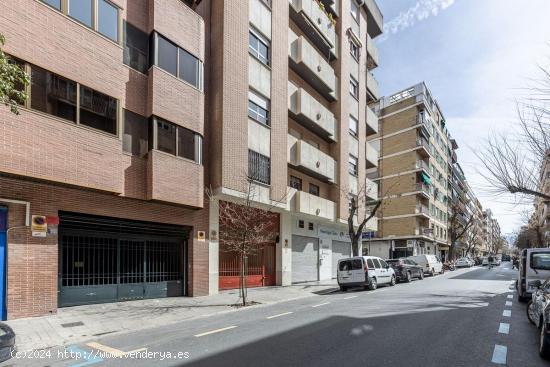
[374,0,550,237]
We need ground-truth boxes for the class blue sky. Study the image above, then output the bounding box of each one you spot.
[374,0,550,236]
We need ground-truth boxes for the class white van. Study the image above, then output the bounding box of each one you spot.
[337,256,396,291]
[518,248,550,302]
[407,254,443,276]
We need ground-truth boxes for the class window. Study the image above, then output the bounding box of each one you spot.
[248,150,271,184]
[349,155,358,176]
[41,0,61,9]
[68,0,93,27]
[349,115,358,136]
[531,253,550,271]
[157,34,178,76]
[123,109,148,157]
[177,126,200,162]
[290,176,302,191]
[179,48,200,87]
[79,85,118,134]
[154,33,203,90]
[379,260,388,268]
[351,259,363,270]
[373,259,381,269]
[298,220,305,229]
[339,260,351,271]
[249,29,270,65]
[123,22,149,74]
[31,65,77,122]
[156,119,176,155]
[98,0,118,42]
[351,1,359,23]
[350,76,359,99]
[309,183,320,197]
[308,222,314,231]
[248,90,270,126]
[366,259,375,269]
[350,41,360,61]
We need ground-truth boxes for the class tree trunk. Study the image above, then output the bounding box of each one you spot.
[351,236,360,257]
[240,253,246,306]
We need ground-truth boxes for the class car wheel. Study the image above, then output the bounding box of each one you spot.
[431,268,435,276]
[527,300,537,325]
[440,268,445,275]
[419,271,424,280]
[368,277,377,290]
[405,272,412,283]
[340,286,347,292]
[540,323,550,359]
[390,275,396,286]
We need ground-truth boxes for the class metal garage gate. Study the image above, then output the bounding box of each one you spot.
[331,241,352,278]
[291,235,319,283]
[58,212,190,307]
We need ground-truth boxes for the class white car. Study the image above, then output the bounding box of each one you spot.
[482,257,489,266]
[455,257,472,268]
[337,256,396,291]
[407,254,444,276]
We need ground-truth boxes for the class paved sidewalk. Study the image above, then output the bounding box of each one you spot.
[6,280,338,352]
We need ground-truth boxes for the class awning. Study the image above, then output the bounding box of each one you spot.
[421,172,432,185]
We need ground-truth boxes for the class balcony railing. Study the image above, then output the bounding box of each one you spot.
[366,71,379,101]
[289,0,337,59]
[289,33,337,101]
[288,135,336,183]
[291,189,336,221]
[288,84,336,141]
[366,33,379,69]
[366,105,378,135]
[365,177,378,200]
[416,137,430,157]
[415,160,429,172]
[416,205,430,216]
[416,183,431,197]
[366,141,378,168]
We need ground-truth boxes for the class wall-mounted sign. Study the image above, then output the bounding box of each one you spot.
[197,231,206,241]
[31,215,47,237]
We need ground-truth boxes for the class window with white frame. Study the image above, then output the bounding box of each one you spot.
[350,40,360,61]
[349,115,358,137]
[350,1,359,24]
[350,76,359,99]
[349,155,358,176]
[248,28,270,66]
[248,90,270,126]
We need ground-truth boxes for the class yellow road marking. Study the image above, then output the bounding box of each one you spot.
[194,326,237,337]
[267,312,293,319]
[85,342,147,357]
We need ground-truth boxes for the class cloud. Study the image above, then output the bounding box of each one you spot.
[378,0,455,42]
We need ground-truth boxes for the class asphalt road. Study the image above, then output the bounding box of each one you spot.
[6,262,548,367]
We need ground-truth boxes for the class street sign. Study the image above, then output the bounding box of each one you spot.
[361,231,376,240]
[31,215,47,237]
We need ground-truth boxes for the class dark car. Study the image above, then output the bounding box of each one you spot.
[0,323,15,362]
[527,278,550,359]
[386,259,424,282]
[502,254,511,262]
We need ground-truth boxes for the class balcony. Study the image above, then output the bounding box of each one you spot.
[366,33,379,69]
[147,150,204,208]
[416,183,431,199]
[289,33,337,101]
[289,0,337,60]
[366,105,379,135]
[367,71,380,101]
[416,137,430,158]
[288,135,336,183]
[416,205,430,218]
[416,226,434,238]
[365,177,378,200]
[290,189,336,221]
[417,113,432,139]
[363,0,383,38]
[415,160,430,173]
[288,83,336,142]
[366,141,379,168]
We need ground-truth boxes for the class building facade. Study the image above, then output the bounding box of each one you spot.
[0,0,383,319]
[366,83,451,259]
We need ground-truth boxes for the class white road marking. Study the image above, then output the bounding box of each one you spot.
[498,323,510,334]
[505,301,512,307]
[491,345,507,364]
[343,296,358,300]
[312,302,330,308]
[266,312,293,319]
[502,310,511,317]
[507,295,513,299]
[195,326,237,337]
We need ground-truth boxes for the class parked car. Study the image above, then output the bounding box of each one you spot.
[526,278,550,358]
[482,256,489,266]
[502,254,511,262]
[455,257,472,268]
[337,256,396,291]
[518,248,550,302]
[386,259,424,282]
[0,323,15,363]
[407,254,443,276]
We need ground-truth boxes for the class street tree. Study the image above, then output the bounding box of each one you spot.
[448,199,475,260]
[0,34,29,114]
[206,177,285,306]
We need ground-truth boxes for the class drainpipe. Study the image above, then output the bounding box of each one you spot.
[0,199,30,321]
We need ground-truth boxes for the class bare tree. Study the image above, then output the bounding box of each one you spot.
[206,177,285,306]
[448,199,475,260]
[464,226,480,257]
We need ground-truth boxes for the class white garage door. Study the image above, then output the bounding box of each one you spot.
[292,235,319,283]
[332,241,352,278]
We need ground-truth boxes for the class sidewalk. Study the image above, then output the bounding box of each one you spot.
[6,280,338,352]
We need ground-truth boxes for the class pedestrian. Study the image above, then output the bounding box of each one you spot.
[488,255,494,269]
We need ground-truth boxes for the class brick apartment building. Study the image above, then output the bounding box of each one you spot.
[0,0,383,320]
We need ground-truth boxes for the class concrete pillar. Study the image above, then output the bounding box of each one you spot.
[208,197,219,295]
[277,211,292,286]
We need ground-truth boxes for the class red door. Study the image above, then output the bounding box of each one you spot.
[219,244,276,290]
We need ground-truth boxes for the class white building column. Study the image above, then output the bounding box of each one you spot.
[208,197,219,295]
[277,211,292,286]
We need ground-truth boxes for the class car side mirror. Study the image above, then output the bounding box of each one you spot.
[385,265,390,269]
[530,280,542,289]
